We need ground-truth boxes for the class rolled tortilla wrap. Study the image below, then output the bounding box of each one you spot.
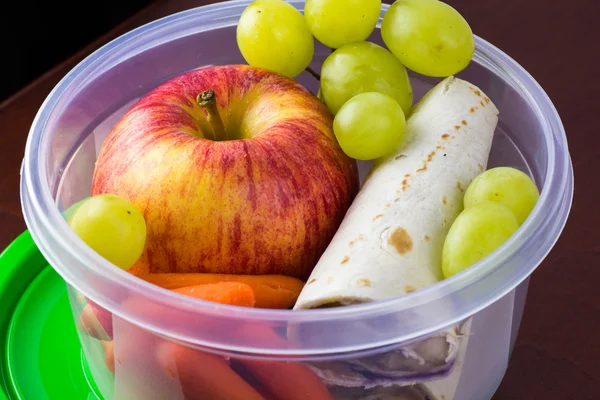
[326,333,471,400]
[294,77,497,388]
[303,319,471,396]
[420,318,473,400]
[294,76,499,308]
[328,384,433,400]
[304,323,463,388]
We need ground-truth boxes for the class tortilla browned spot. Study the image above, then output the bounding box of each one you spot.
[357,279,372,287]
[388,227,413,254]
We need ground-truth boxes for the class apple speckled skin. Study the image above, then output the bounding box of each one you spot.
[92,64,359,279]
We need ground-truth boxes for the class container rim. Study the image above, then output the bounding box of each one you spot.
[21,0,574,355]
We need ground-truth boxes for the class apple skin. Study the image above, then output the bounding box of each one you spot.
[92,64,359,279]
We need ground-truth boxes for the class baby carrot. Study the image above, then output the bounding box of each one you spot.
[100,340,115,374]
[239,359,333,400]
[136,273,304,309]
[78,301,112,340]
[173,282,255,307]
[155,281,263,400]
[236,325,332,400]
[156,342,265,400]
[152,281,265,399]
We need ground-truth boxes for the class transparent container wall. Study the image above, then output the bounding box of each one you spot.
[70,281,528,400]
[51,22,544,400]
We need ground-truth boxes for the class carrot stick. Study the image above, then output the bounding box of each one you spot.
[156,342,265,400]
[234,325,333,400]
[239,359,333,400]
[100,340,115,374]
[154,285,264,400]
[78,303,112,340]
[231,362,277,400]
[137,273,305,309]
[172,282,256,307]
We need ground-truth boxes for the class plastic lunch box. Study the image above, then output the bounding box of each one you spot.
[6,1,573,399]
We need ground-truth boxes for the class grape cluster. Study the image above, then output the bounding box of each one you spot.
[237,0,475,160]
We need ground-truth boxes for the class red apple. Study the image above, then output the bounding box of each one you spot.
[92,64,358,279]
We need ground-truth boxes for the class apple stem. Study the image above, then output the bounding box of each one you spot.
[305,66,321,81]
[197,90,228,141]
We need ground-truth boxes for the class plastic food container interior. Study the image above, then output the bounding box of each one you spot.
[20,1,573,399]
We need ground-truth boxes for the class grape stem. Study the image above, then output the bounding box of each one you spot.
[305,66,321,81]
[197,90,228,141]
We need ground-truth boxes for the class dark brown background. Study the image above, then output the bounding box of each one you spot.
[0,0,598,398]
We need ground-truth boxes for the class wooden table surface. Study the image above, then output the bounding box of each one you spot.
[0,0,598,398]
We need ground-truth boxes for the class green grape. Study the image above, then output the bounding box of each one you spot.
[236,0,314,77]
[464,167,540,225]
[333,92,406,160]
[62,197,89,221]
[305,0,381,49]
[381,0,474,77]
[317,87,325,103]
[442,201,519,279]
[321,41,413,116]
[67,194,147,271]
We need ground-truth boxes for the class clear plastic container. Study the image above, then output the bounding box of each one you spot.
[20,1,573,399]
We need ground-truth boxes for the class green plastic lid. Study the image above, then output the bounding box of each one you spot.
[0,231,102,399]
